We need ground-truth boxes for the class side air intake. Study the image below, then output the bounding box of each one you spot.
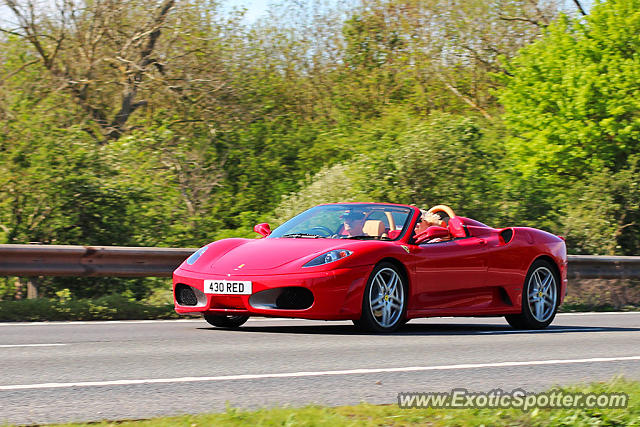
[500,228,514,244]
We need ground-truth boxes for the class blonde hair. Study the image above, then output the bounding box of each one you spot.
[420,210,443,227]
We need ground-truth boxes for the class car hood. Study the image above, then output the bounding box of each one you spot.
[185,237,369,274]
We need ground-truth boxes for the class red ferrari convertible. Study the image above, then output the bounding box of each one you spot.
[173,203,567,332]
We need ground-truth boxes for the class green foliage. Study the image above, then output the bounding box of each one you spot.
[499,0,640,251]
[0,128,141,245]
[500,4,640,175]
[0,293,177,322]
[274,113,503,227]
[218,118,323,227]
[354,115,502,223]
[273,163,369,225]
[564,155,640,255]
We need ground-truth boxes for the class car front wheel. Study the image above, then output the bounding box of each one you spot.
[203,314,249,328]
[506,259,559,330]
[356,262,407,333]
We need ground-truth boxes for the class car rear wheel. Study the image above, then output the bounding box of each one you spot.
[505,259,559,330]
[203,314,249,328]
[356,262,407,333]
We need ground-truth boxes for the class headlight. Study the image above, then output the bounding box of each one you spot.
[186,246,208,265]
[303,249,352,267]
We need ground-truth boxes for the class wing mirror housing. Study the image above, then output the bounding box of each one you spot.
[414,226,449,244]
[253,223,271,237]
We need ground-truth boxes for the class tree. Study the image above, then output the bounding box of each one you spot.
[0,0,180,141]
[499,0,640,252]
[500,0,640,176]
[0,0,254,144]
[564,155,640,255]
[337,0,563,120]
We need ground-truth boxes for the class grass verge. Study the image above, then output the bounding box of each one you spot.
[23,379,640,427]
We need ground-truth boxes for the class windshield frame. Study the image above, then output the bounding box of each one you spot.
[268,203,416,241]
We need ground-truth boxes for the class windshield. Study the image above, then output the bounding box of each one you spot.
[268,204,413,240]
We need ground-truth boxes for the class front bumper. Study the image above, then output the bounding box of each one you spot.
[172,265,372,320]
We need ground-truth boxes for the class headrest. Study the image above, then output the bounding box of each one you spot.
[363,220,385,237]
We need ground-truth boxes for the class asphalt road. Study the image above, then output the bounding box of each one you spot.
[1,312,640,425]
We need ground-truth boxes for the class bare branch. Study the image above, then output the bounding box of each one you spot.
[0,27,24,37]
[107,0,175,140]
[573,0,587,16]
[498,15,546,28]
[440,79,493,121]
[0,59,38,85]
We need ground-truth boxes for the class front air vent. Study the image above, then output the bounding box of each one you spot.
[176,284,197,305]
[249,287,314,310]
[276,287,314,309]
[175,283,206,306]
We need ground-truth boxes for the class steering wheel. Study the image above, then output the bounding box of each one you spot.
[427,205,456,222]
[309,226,334,237]
[427,204,468,238]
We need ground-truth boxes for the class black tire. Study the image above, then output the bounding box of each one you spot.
[357,262,407,333]
[506,259,559,330]
[203,314,249,328]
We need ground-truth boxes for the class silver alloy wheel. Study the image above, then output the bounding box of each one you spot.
[369,267,405,328]
[527,266,557,322]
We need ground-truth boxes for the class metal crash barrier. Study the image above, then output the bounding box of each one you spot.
[566,255,640,280]
[0,244,639,279]
[0,244,196,277]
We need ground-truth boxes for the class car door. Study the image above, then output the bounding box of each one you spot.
[409,236,489,311]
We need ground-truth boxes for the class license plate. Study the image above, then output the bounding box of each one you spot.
[203,280,252,295]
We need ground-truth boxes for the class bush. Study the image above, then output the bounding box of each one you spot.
[0,293,178,322]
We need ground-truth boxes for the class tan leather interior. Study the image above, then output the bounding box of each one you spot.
[363,220,385,237]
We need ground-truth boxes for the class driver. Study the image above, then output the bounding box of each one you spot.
[414,210,445,234]
[342,211,368,237]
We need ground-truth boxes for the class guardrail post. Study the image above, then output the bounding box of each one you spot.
[26,278,39,299]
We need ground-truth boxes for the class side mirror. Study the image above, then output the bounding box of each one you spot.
[253,223,271,237]
[415,226,449,244]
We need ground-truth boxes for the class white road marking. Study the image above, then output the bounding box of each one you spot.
[476,328,608,334]
[0,344,67,348]
[1,355,639,391]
